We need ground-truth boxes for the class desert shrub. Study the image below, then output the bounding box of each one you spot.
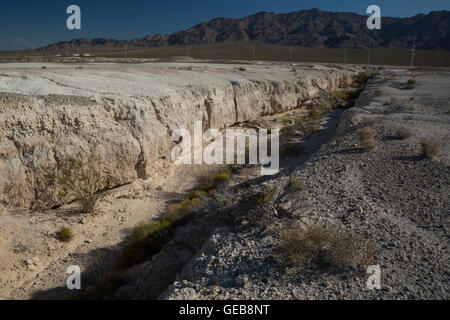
[405,84,415,90]
[407,78,416,85]
[394,127,413,140]
[59,227,74,242]
[294,115,321,136]
[41,150,111,213]
[213,168,232,184]
[281,114,292,125]
[115,219,173,270]
[198,183,214,193]
[188,190,207,199]
[128,220,172,244]
[288,175,304,191]
[238,67,247,72]
[279,224,376,271]
[257,185,272,204]
[374,90,383,96]
[308,109,322,120]
[333,90,351,100]
[420,138,438,159]
[165,198,202,222]
[357,127,377,150]
[354,71,375,86]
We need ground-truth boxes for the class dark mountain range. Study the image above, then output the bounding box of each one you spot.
[42,8,450,51]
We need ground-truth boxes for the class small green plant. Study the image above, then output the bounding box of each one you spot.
[279,224,376,271]
[165,198,202,222]
[354,71,375,86]
[294,115,321,136]
[129,220,172,244]
[420,138,438,159]
[59,227,74,242]
[188,190,207,199]
[288,175,304,191]
[281,114,292,125]
[213,168,232,184]
[357,127,377,150]
[308,109,322,120]
[41,150,111,213]
[407,78,416,85]
[257,185,272,204]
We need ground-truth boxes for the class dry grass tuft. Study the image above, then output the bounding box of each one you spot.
[357,127,377,150]
[279,224,376,271]
[420,138,438,159]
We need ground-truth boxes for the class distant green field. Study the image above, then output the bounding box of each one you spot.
[2,42,450,67]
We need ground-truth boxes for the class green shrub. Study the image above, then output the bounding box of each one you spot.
[213,169,232,184]
[294,115,320,136]
[257,185,272,204]
[279,224,376,270]
[288,175,304,191]
[407,78,416,85]
[129,220,172,244]
[59,227,74,242]
[188,190,207,199]
[354,71,375,86]
[420,138,438,159]
[41,150,111,213]
[308,109,322,120]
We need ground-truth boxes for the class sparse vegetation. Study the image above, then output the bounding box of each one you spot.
[354,71,375,86]
[288,175,304,191]
[59,227,74,242]
[420,138,438,159]
[394,127,413,140]
[41,150,111,214]
[294,112,321,136]
[212,168,232,184]
[165,198,202,222]
[357,127,377,150]
[128,220,172,244]
[257,185,272,204]
[238,67,247,71]
[279,224,376,271]
[374,90,383,96]
[281,114,292,125]
[405,78,416,90]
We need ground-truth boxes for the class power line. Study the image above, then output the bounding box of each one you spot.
[410,40,416,67]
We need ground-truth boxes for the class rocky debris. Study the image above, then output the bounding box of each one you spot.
[0,62,358,210]
[155,68,450,300]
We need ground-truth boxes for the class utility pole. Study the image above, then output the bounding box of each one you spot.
[410,40,416,67]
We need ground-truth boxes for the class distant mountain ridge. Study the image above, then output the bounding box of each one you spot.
[42,8,450,50]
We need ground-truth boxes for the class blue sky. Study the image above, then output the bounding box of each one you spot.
[1,0,449,50]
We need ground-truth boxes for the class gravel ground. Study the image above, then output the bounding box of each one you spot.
[159,68,449,300]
